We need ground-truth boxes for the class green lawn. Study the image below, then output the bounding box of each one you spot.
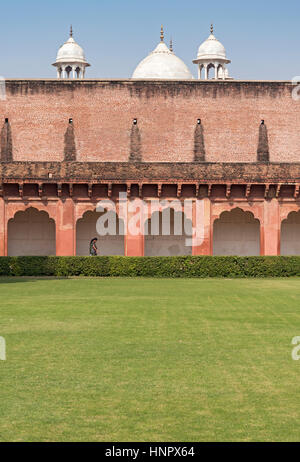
[0,277,300,442]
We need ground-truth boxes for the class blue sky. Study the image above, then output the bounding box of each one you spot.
[0,0,299,80]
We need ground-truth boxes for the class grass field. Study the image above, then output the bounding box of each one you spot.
[0,277,300,442]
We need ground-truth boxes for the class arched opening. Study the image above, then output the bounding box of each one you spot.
[213,208,260,256]
[217,64,224,79]
[65,66,72,79]
[144,208,192,256]
[281,211,300,255]
[199,64,204,79]
[76,210,125,256]
[207,63,215,80]
[8,208,56,256]
[75,67,81,79]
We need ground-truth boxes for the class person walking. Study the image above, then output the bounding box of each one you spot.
[89,237,98,256]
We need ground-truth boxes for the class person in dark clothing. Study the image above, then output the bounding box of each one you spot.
[89,238,98,256]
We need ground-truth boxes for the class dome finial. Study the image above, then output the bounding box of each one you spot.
[160,25,164,42]
[210,24,214,35]
[170,37,173,52]
[70,25,73,37]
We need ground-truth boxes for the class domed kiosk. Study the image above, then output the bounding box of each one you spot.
[193,25,232,80]
[132,27,193,80]
[52,26,90,79]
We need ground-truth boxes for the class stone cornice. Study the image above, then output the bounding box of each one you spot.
[0,162,300,184]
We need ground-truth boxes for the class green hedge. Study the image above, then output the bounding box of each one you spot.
[0,256,300,277]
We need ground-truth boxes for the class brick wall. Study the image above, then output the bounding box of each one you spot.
[0,80,299,163]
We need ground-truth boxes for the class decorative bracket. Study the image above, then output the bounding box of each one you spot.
[276,184,282,198]
[294,185,300,199]
[19,183,24,198]
[138,183,143,198]
[226,184,232,198]
[38,183,43,198]
[264,184,270,198]
[57,183,62,198]
[246,184,251,198]
[177,184,182,198]
[157,184,162,198]
[108,183,112,198]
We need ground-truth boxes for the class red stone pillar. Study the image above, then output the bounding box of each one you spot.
[56,199,75,256]
[0,198,6,256]
[125,198,144,257]
[261,199,280,256]
[192,198,212,255]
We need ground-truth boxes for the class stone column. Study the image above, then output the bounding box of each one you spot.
[214,63,218,79]
[261,199,280,256]
[56,199,75,256]
[204,64,208,80]
[0,197,6,256]
[125,198,145,256]
[198,65,201,80]
[192,198,212,255]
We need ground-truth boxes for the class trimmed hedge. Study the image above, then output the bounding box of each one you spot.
[0,256,300,278]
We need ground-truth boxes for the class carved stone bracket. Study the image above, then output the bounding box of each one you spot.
[226,184,232,198]
[38,183,43,198]
[246,184,251,198]
[276,184,282,198]
[157,184,162,198]
[19,183,24,198]
[57,183,62,197]
[264,184,270,198]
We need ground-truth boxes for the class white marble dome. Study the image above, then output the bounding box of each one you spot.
[56,35,87,64]
[52,27,90,79]
[196,31,227,60]
[132,30,193,80]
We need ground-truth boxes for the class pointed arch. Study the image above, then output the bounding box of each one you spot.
[76,209,125,256]
[8,207,56,256]
[144,207,192,256]
[213,207,260,256]
[281,210,300,255]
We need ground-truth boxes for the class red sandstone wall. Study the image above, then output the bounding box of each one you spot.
[0,80,299,163]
